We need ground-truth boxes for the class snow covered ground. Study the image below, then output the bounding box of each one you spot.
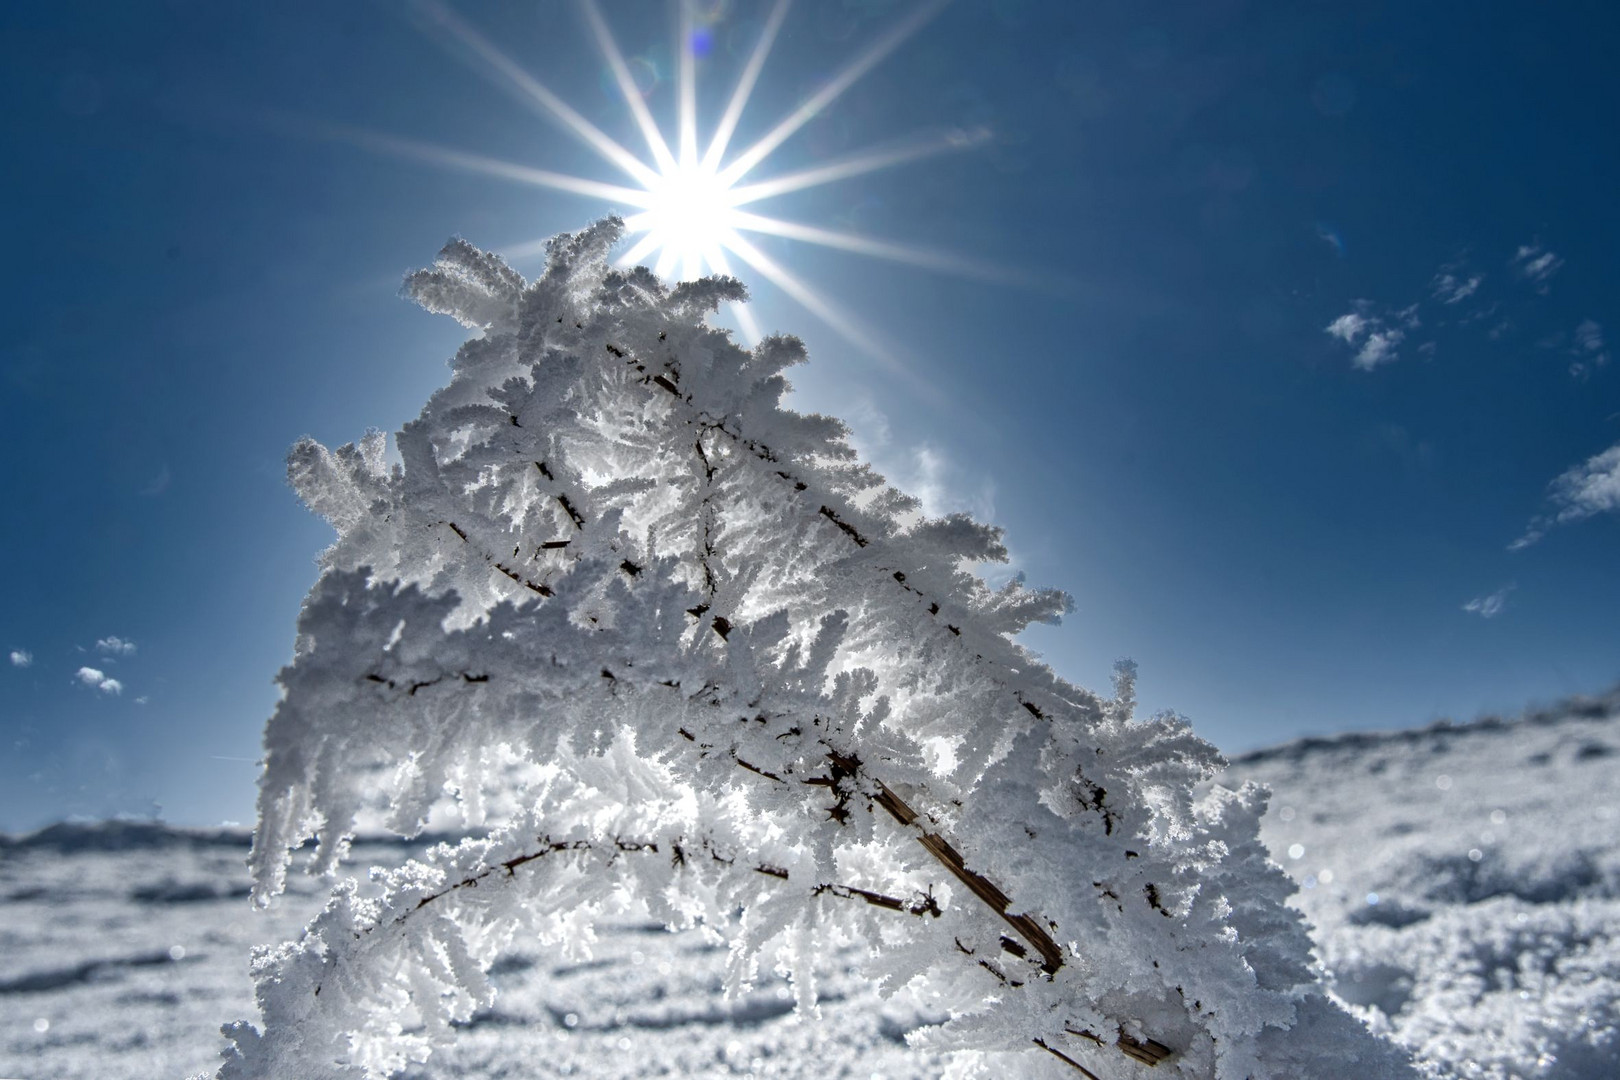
[1230,688,1620,1080]
[2,688,1615,1080]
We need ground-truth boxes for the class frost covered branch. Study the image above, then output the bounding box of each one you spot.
[219,219,1414,1079]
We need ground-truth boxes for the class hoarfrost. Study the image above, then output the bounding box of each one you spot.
[221,221,1411,1079]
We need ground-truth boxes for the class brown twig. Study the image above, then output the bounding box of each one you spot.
[1035,1038,1104,1080]
[373,832,940,935]
[871,778,1065,975]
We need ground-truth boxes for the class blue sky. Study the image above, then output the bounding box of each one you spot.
[2,0,1617,831]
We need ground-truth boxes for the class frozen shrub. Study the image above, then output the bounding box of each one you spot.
[219,220,1412,1079]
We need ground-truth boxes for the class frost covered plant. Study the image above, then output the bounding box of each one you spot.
[220,219,1413,1079]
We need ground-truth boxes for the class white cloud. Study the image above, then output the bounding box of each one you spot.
[1548,442,1620,523]
[1325,302,1409,370]
[1512,243,1563,290]
[9,649,32,668]
[95,636,136,656]
[1327,311,1370,344]
[75,666,123,695]
[1511,439,1620,548]
[1353,328,1405,370]
[1462,585,1514,619]
[1430,270,1483,305]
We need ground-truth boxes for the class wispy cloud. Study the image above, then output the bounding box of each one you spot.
[1569,319,1610,380]
[9,649,32,668]
[1462,584,1514,619]
[901,443,996,521]
[1511,243,1563,292]
[1315,222,1345,257]
[840,397,995,523]
[1575,319,1606,352]
[1326,240,1590,375]
[75,666,123,695]
[1511,439,1620,549]
[1430,263,1483,305]
[95,636,136,656]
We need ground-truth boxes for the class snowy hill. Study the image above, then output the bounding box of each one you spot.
[2,689,1615,1080]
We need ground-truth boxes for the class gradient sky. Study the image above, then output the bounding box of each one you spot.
[3,0,1617,831]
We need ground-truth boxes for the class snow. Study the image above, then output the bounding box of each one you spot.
[2,689,1616,1079]
[1230,687,1620,1079]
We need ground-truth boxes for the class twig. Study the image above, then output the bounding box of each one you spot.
[373,832,940,935]
[871,778,1065,974]
[1035,1038,1104,1080]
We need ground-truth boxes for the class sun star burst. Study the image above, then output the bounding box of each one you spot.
[351,0,998,360]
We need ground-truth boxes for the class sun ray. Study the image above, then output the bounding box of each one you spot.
[294,120,652,206]
[729,299,763,344]
[580,0,678,174]
[728,126,989,206]
[654,245,681,282]
[703,242,735,277]
[701,244,763,344]
[411,0,660,188]
[732,302,763,344]
[717,0,949,187]
[700,0,792,172]
[677,0,699,169]
[729,211,1016,281]
[720,230,896,368]
[617,231,663,268]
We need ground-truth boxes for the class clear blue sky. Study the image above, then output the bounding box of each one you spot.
[3,1,1617,830]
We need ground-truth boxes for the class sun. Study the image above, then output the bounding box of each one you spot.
[351,0,991,356]
[629,159,739,283]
